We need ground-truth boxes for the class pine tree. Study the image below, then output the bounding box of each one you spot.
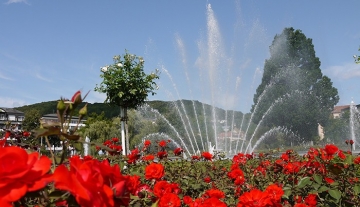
[251,27,339,142]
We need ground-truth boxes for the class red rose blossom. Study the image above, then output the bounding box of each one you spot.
[173,147,183,156]
[159,140,167,147]
[145,163,165,180]
[202,151,213,161]
[158,193,181,207]
[53,156,115,207]
[237,189,272,207]
[324,144,338,156]
[0,146,53,206]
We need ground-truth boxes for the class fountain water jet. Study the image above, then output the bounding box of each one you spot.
[350,101,360,151]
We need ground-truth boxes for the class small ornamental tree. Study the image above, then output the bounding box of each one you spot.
[95,51,159,154]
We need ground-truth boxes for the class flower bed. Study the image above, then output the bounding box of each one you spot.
[1,137,360,207]
[1,91,359,207]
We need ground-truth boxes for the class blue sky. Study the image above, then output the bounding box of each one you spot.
[1,0,360,113]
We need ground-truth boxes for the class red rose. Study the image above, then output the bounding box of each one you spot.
[183,196,193,205]
[192,155,200,160]
[201,151,213,161]
[354,156,360,164]
[293,204,309,207]
[201,197,227,207]
[144,140,151,147]
[265,184,284,203]
[142,154,155,161]
[53,156,115,207]
[204,176,211,183]
[159,140,167,147]
[173,147,183,156]
[22,131,30,137]
[135,184,153,198]
[304,194,317,207]
[153,181,180,198]
[204,189,225,199]
[237,189,272,207]
[325,177,334,184]
[228,168,246,185]
[337,150,346,160]
[324,144,338,156]
[158,193,181,207]
[145,163,165,180]
[70,90,82,106]
[127,148,140,164]
[0,146,52,206]
[157,151,168,159]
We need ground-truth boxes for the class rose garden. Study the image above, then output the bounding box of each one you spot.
[1,15,360,207]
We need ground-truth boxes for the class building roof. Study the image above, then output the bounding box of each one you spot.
[42,113,86,121]
[332,105,350,114]
[0,107,24,115]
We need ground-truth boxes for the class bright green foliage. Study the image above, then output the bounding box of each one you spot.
[252,27,339,142]
[127,109,160,149]
[81,117,121,144]
[94,51,159,109]
[325,111,351,144]
[22,109,41,131]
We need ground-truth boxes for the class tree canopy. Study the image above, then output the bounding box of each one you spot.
[22,109,41,131]
[251,27,339,141]
[94,51,159,109]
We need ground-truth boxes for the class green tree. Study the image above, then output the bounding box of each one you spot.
[324,114,350,145]
[95,51,159,154]
[81,117,121,144]
[127,109,159,149]
[22,109,41,131]
[251,27,339,142]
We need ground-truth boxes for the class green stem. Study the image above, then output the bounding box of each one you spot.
[44,136,56,172]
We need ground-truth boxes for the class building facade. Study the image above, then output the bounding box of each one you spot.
[0,107,25,130]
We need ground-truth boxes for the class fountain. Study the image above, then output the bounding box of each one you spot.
[83,136,90,156]
[350,101,360,151]
[135,3,310,157]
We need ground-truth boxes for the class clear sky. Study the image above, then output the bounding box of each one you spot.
[1,0,360,113]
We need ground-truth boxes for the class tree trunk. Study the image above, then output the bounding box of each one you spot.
[125,108,129,154]
[120,106,126,155]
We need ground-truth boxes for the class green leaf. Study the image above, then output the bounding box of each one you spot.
[297,176,311,188]
[318,186,329,193]
[151,199,159,207]
[73,142,83,151]
[48,190,68,198]
[328,189,341,201]
[283,188,292,199]
[330,181,339,186]
[345,154,353,165]
[313,174,322,184]
[354,185,360,195]
[311,183,320,190]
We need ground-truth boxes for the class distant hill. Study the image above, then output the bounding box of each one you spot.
[14,99,246,120]
[14,101,120,118]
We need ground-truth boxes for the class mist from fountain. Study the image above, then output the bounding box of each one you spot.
[138,104,193,156]
[140,132,182,149]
